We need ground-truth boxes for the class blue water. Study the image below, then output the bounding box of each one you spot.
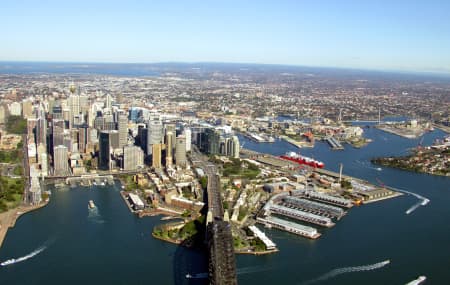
[0,127,449,284]
[0,62,159,76]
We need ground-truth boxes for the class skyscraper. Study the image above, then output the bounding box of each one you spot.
[78,125,89,154]
[105,94,113,109]
[53,145,69,176]
[184,128,192,152]
[99,131,114,170]
[147,118,163,155]
[118,113,128,148]
[68,94,80,128]
[231,136,240,158]
[36,116,47,147]
[152,143,162,169]
[123,145,144,171]
[175,135,187,167]
[165,131,173,167]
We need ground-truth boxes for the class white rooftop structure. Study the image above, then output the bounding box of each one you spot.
[248,225,276,250]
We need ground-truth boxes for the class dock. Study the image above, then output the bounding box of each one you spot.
[257,216,321,239]
[266,203,335,227]
[281,196,345,219]
[325,137,344,150]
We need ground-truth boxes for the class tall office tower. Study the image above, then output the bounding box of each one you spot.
[29,166,42,205]
[68,94,80,127]
[165,123,176,150]
[27,118,38,144]
[105,93,113,109]
[78,125,89,154]
[93,116,105,130]
[103,114,115,130]
[147,119,163,155]
[63,134,72,152]
[123,145,144,171]
[220,137,229,156]
[99,131,113,170]
[62,108,71,128]
[184,128,192,152]
[51,119,65,150]
[22,100,33,118]
[152,143,162,169]
[165,131,173,167]
[175,135,187,168]
[138,126,148,154]
[36,117,47,147]
[117,114,128,148]
[231,136,240,158]
[79,95,89,115]
[207,129,221,155]
[51,103,63,120]
[109,130,120,149]
[53,145,69,176]
[40,152,48,177]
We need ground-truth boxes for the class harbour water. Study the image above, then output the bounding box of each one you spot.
[1,127,449,284]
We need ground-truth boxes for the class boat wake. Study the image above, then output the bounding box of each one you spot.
[88,207,105,224]
[301,260,390,285]
[237,265,273,275]
[355,160,382,171]
[1,246,47,267]
[390,187,430,215]
[185,265,273,279]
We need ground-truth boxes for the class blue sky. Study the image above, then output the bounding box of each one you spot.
[1,0,450,73]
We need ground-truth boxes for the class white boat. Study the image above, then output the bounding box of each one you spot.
[88,200,96,209]
[1,258,16,266]
[405,275,426,285]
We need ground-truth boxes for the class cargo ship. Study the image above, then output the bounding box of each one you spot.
[279,151,324,168]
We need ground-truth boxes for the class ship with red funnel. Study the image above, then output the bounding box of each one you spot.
[279,151,324,168]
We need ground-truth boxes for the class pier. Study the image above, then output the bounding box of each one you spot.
[282,196,345,219]
[257,216,321,239]
[266,203,335,227]
[304,190,354,208]
[325,136,344,150]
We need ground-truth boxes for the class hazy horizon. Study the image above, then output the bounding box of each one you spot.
[1,1,450,75]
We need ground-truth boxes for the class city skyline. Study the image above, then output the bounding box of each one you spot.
[1,0,450,74]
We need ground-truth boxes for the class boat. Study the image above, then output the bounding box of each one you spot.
[405,275,426,285]
[88,200,96,209]
[279,152,324,168]
[1,259,16,266]
[186,272,208,279]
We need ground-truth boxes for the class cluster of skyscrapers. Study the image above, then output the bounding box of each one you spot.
[11,86,240,182]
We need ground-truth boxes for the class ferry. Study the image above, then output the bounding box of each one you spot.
[1,259,16,266]
[405,276,426,285]
[279,152,324,168]
[88,200,96,209]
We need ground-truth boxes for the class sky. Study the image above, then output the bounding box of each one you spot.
[1,0,450,73]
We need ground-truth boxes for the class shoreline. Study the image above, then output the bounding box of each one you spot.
[0,200,49,249]
[152,232,279,255]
